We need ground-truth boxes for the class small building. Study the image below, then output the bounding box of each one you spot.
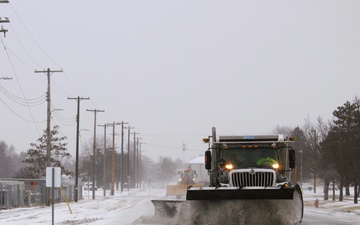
[187,155,209,185]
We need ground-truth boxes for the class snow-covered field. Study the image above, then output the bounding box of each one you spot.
[0,187,359,225]
[0,188,160,225]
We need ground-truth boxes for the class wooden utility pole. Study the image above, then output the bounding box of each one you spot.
[68,97,89,202]
[87,109,105,199]
[107,122,120,195]
[35,68,62,206]
[136,137,142,188]
[0,1,9,37]
[120,121,128,192]
[139,142,144,188]
[125,126,134,191]
[98,124,107,197]
[35,68,63,167]
[313,130,317,194]
[132,132,139,188]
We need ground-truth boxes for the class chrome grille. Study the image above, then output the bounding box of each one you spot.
[230,170,275,187]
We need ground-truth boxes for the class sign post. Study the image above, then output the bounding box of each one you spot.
[46,167,61,225]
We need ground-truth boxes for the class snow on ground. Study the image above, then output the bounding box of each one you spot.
[0,188,162,225]
[0,186,359,225]
[302,187,360,217]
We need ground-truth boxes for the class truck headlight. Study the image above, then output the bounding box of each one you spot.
[225,164,233,170]
[272,163,279,169]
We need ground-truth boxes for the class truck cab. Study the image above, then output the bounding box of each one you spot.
[177,168,197,185]
[205,134,296,189]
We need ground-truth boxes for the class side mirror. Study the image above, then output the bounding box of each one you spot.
[289,149,296,169]
[205,150,211,170]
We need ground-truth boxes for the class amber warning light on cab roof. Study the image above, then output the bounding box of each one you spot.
[202,138,210,143]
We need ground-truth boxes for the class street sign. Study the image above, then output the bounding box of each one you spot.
[46,167,61,187]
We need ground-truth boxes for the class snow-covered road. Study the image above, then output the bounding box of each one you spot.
[1,188,359,225]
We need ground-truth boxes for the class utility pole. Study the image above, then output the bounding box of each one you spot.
[35,68,62,207]
[35,68,63,168]
[313,130,317,194]
[0,1,9,38]
[133,132,138,189]
[107,122,120,195]
[68,97,89,202]
[87,109,104,199]
[124,126,134,191]
[98,124,107,197]
[120,121,128,192]
[139,142,144,189]
[132,132,139,188]
[136,137,142,189]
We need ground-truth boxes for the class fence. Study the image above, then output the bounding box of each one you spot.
[0,179,83,209]
[0,180,25,209]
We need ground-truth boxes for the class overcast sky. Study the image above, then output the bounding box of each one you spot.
[0,1,359,163]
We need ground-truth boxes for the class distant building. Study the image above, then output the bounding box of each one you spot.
[187,155,209,185]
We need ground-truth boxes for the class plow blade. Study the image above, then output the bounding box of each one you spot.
[150,199,190,224]
[151,199,187,218]
[166,185,188,198]
[151,185,303,225]
[166,183,205,199]
[186,184,303,225]
[187,186,295,200]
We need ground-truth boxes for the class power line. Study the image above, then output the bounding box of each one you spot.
[9,2,61,68]
[0,85,46,106]
[0,35,42,137]
[0,97,45,123]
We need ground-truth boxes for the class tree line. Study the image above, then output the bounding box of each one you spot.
[1,97,360,203]
[284,98,360,204]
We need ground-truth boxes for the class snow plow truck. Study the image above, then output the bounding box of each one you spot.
[166,167,203,199]
[151,127,303,225]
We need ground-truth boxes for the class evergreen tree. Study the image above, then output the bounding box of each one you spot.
[14,125,72,179]
[323,100,360,203]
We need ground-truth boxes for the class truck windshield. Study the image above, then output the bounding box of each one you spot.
[221,147,278,169]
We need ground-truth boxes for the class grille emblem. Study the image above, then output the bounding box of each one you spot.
[250,169,256,175]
